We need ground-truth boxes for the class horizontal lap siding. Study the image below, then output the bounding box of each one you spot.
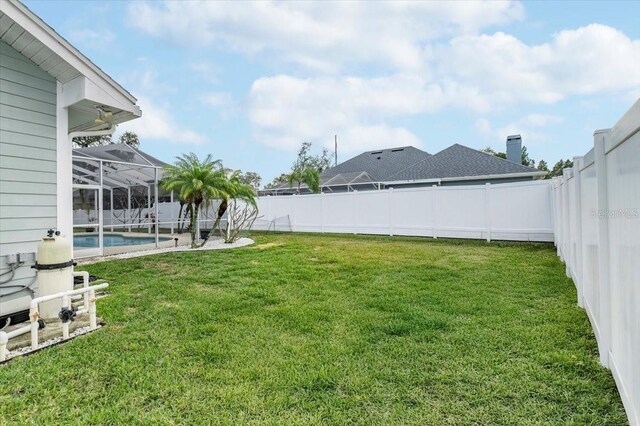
[0,39,57,307]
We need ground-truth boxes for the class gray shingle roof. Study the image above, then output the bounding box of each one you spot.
[386,144,540,181]
[321,146,432,181]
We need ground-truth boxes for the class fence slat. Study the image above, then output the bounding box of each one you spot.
[594,129,612,367]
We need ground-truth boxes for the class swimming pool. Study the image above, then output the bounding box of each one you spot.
[74,234,172,248]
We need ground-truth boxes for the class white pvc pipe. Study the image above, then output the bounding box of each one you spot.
[0,325,31,361]
[2,283,109,358]
[0,332,6,361]
[73,271,90,311]
[30,311,39,351]
[29,283,109,311]
[61,294,70,340]
[29,283,109,351]
[89,289,97,330]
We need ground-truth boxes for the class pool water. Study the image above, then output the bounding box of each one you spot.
[74,234,171,248]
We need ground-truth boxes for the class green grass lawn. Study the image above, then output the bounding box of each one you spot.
[0,233,627,425]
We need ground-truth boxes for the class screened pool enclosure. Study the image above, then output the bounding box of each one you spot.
[71,145,220,257]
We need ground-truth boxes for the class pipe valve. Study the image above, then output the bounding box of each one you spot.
[58,307,77,323]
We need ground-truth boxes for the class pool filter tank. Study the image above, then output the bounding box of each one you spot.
[34,230,74,318]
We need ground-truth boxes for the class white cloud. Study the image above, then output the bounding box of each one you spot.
[67,28,116,51]
[437,24,640,107]
[201,92,240,119]
[125,1,640,154]
[127,1,524,72]
[476,113,564,144]
[189,62,221,84]
[116,96,208,145]
[247,23,639,153]
[115,69,208,145]
[249,74,436,153]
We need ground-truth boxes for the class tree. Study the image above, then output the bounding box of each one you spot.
[161,153,231,248]
[537,160,549,173]
[547,159,574,179]
[235,170,262,190]
[266,173,289,188]
[483,146,532,164]
[294,141,332,172]
[213,171,258,241]
[288,167,320,194]
[118,131,140,149]
[73,134,112,148]
[72,131,141,149]
[521,146,535,167]
[281,142,328,194]
[481,147,506,159]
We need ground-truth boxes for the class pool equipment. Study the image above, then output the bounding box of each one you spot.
[33,230,74,318]
[0,229,109,362]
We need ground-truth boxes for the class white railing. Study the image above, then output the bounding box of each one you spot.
[0,279,109,361]
[553,99,639,426]
[253,179,555,242]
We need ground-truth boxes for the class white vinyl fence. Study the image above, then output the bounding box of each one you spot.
[253,179,555,242]
[553,99,639,426]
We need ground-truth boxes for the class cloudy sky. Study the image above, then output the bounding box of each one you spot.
[27,0,640,184]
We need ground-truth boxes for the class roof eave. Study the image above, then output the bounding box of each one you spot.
[2,0,138,104]
[386,171,547,186]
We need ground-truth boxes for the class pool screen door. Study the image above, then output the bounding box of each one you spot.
[72,184,102,258]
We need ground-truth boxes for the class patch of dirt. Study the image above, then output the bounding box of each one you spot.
[253,242,283,250]
[151,261,177,272]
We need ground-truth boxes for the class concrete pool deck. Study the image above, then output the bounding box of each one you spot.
[76,237,254,265]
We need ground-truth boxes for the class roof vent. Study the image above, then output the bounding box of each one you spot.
[371,151,383,155]
[391,148,404,152]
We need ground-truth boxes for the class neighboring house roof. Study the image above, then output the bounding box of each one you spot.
[0,0,141,131]
[322,146,432,181]
[386,144,543,183]
[261,143,544,193]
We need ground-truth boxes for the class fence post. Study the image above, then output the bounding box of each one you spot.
[554,179,561,256]
[573,156,584,308]
[432,184,438,239]
[291,195,297,233]
[562,169,571,274]
[352,191,357,235]
[485,183,491,242]
[389,188,394,236]
[265,195,271,231]
[594,128,612,367]
[320,192,325,233]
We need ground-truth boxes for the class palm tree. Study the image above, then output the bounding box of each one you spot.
[288,167,320,194]
[161,153,230,248]
[213,170,257,233]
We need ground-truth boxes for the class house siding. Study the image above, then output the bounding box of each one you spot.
[0,39,57,314]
